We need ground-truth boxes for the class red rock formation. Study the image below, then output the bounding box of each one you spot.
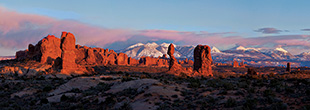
[86,48,96,64]
[15,34,62,64]
[137,56,169,67]
[286,62,291,72]
[187,60,194,65]
[15,50,27,60]
[162,54,168,59]
[40,35,62,64]
[240,61,246,68]
[233,60,239,67]
[106,50,117,65]
[193,45,213,77]
[116,53,128,65]
[60,32,78,74]
[139,56,157,66]
[168,44,183,71]
[128,57,139,65]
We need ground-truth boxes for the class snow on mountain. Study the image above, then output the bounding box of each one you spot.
[296,52,310,60]
[121,43,199,58]
[120,43,310,65]
[230,45,261,51]
[160,43,170,47]
[274,47,288,53]
[127,43,144,49]
[211,46,221,53]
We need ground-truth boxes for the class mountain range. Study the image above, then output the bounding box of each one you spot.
[117,42,310,67]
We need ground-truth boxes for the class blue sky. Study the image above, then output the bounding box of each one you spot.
[0,0,310,55]
[2,0,310,33]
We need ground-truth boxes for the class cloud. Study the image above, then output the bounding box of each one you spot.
[301,29,310,31]
[0,6,134,51]
[1,6,310,55]
[254,27,285,34]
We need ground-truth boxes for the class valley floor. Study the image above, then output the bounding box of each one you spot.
[0,65,310,110]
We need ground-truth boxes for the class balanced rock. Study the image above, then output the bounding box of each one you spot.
[168,44,182,71]
[193,45,213,77]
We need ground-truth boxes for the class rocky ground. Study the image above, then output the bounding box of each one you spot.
[0,60,310,110]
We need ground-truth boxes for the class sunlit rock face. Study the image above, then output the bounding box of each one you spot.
[193,45,213,77]
[168,43,182,71]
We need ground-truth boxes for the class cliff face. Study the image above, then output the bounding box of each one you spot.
[15,32,170,74]
[194,45,213,77]
[15,32,212,77]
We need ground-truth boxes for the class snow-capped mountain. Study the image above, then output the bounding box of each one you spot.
[119,43,186,58]
[211,46,221,53]
[117,43,310,66]
[119,42,224,59]
[296,52,310,61]
[222,45,296,60]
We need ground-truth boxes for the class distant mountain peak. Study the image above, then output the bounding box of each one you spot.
[274,47,288,53]
[160,43,171,47]
[236,46,246,50]
[211,46,221,53]
[127,43,144,49]
[231,45,260,51]
[145,42,159,47]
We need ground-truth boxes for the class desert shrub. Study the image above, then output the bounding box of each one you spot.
[218,90,228,95]
[302,105,310,110]
[118,88,139,99]
[43,85,53,92]
[269,72,275,77]
[242,98,257,110]
[205,79,218,88]
[305,90,310,95]
[224,98,237,108]
[119,102,132,110]
[121,75,134,82]
[70,88,82,93]
[223,82,235,90]
[269,102,287,110]
[285,87,295,94]
[144,93,152,97]
[263,89,275,97]
[188,78,201,88]
[171,94,178,98]
[60,95,68,102]
[104,96,116,106]
[40,98,49,104]
[238,81,249,88]
[269,79,281,88]
[100,77,115,81]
